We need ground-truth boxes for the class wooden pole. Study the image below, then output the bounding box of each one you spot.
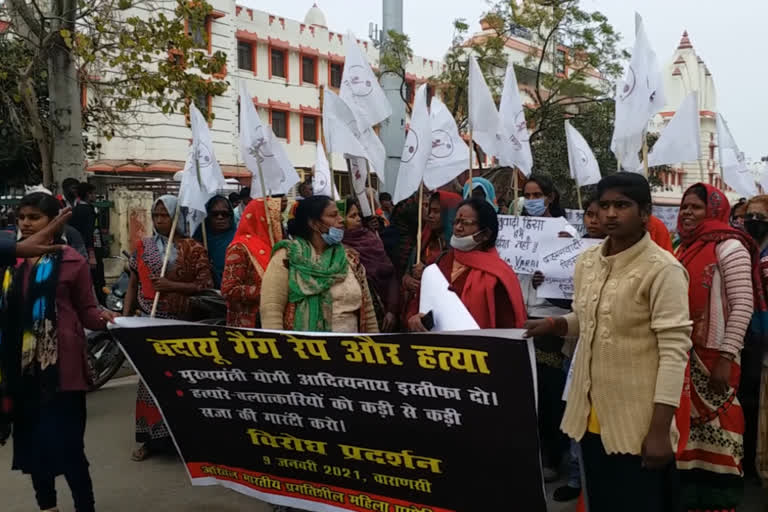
[467,130,474,194]
[513,168,519,216]
[318,85,336,201]
[194,155,208,250]
[576,183,583,210]
[642,140,650,177]
[150,203,181,318]
[366,162,376,216]
[416,182,424,265]
[201,223,208,250]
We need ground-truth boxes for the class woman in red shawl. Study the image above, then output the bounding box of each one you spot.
[676,183,767,512]
[407,198,527,330]
[221,198,283,328]
[342,197,399,332]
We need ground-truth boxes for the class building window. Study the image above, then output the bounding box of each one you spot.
[302,115,318,143]
[271,48,287,78]
[271,110,288,139]
[556,49,567,76]
[238,41,253,71]
[330,62,343,88]
[188,17,207,49]
[302,55,317,84]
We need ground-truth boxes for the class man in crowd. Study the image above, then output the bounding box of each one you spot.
[71,182,106,303]
[234,186,251,226]
[379,192,394,222]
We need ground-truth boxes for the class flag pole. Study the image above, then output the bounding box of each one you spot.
[318,85,336,201]
[194,156,209,250]
[576,182,583,211]
[416,181,424,265]
[467,129,474,194]
[150,203,181,318]
[642,139,650,177]
[254,159,276,247]
[513,168,519,216]
[365,161,376,216]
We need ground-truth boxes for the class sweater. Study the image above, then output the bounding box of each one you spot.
[561,233,692,455]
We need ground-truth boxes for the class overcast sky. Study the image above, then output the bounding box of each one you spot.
[244,0,767,160]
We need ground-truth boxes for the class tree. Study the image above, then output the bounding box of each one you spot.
[3,0,228,187]
[377,29,415,114]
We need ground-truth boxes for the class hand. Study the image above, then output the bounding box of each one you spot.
[708,355,732,395]
[523,318,561,338]
[558,231,573,238]
[641,427,673,470]
[532,271,545,289]
[403,275,420,293]
[15,208,72,258]
[100,310,120,324]
[408,313,428,333]
[151,276,177,293]
[381,312,396,333]
[411,262,425,281]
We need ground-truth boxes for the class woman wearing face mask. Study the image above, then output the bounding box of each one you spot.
[260,195,379,334]
[407,198,526,331]
[342,197,399,332]
[676,184,767,512]
[731,197,748,230]
[742,195,768,485]
[194,195,236,289]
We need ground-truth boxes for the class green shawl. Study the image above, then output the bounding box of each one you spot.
[273,238,349,332]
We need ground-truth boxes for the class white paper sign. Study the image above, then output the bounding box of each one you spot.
[653,206,679,234]
[538,237,602,280]
[419,264,480,331]
[565,209,585,236]
[495,216,573,275]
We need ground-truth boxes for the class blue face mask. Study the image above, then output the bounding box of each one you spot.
[321,226,345,245]
[525,198,547,217]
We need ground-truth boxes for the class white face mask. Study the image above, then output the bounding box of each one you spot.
[450,233,480,252]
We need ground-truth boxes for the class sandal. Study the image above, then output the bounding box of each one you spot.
[131,443,151,462]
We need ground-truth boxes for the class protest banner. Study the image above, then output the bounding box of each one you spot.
[110,318,546,512]
[536,237,603,299]
[495,215,575,274]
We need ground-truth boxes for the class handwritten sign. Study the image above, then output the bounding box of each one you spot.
[537,237,602,281]
[495,216,574,274]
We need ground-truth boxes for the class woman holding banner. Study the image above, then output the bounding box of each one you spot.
[525,173,692,512]
[260,195,378,334]
[220,199,283,328]
[0,192,118,512]
[123,195,213,462]
[676,184,764,511]
[407,198,526,331]
[342,197,399,332]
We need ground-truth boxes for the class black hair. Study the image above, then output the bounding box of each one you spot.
[228,192,241,203]
[597,173,652,212]
[62,178,79,190]
[240,187,251,200]
[583,194,599,213]
[457,198,499,249]
[731,197,747,220]
[523,174,566,217]
[379,192,392,203]
[19,192,62,219]
[272,193,286,198]
[289,195,334,240]
[684,184,708,205]
[206,195,232,211]
[345,196,360,214]
[75,182,95,200]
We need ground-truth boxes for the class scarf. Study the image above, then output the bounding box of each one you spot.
[449,247,527,328]
[137,195,185,300]
[195,195,236,288]
[273,238,349,332]
[463,177,498,212]
[677,183,768,346]
[229,199,283,275]
[343,227,393,298]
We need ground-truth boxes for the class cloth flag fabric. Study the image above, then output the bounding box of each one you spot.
[323,88,386,178]
[759,164,768,194]
[565,120,601,186]
[424,98,470,190]
[647,92,700,168]
[340,31,391,128]
[394,84,432,204]
[345,154,374,217]
[239,83,299,197]
[497,61,533,176]
[312,141,338,198]
[178,103,227,236]
[717,113,758,197]
[611,13,665,172]
[468,56,500,162]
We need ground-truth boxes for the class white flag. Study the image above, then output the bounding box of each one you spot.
[611,13,665,171]
[759,164,768,194]
[322,88,385,177]
[497,61,533,175]
[647,92,700,168]
[239,83,300,198]
[468,56,500,160]
[717,113,758,197]
[424,98,469,190]
[565,120,601,186]
[346,154,373,217]
[394,84,432,204]
[178,103,227,236]
[340,31,391,128]
[313,141,338,198]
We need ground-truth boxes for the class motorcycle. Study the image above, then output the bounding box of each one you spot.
[86,252,129,391]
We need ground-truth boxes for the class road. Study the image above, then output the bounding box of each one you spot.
[3,374,761,511]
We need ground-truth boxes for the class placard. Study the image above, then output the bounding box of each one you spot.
[495,215,573,274]
[110,318,546,512]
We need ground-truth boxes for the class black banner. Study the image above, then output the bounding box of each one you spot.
[110,318,545,512]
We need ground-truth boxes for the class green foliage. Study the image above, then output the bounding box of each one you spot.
[378,29,416,113]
